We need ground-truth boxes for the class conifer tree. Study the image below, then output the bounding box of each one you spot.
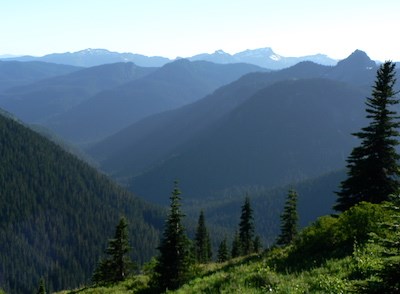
[239,196,255,255]
[36,279,46,294]
[231,231,242,258]
[217,237,229,262]
[92,217,133,284]
[154,181,193,291]
[194,210,212,263]
[277,189,298,246]
[335,61,400,211]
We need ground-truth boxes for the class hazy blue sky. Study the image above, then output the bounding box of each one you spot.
[1,0,399,61]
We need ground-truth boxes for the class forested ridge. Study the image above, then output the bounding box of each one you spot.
[0,113,164,293]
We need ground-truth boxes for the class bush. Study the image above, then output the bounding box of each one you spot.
[285,202,388,269]
[336,202,387,246]
[294,215,339,255]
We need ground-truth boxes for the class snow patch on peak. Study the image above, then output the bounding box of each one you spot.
[269,54,281,61]
[77,48,112,55]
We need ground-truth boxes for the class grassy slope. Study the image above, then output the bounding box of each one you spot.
[57,202,393,294]
[56,254,361,294]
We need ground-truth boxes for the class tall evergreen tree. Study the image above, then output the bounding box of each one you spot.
[335,61,400,211]
[194,210,212,263]
[231,231,242,258]
[239,196,255,255]
[92,217,133,284]
[36,279,46,294]
[154,181,193,291]
[217,237,229,262]
[277,189,298,246]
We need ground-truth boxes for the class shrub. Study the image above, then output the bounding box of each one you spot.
[285,202,388,269]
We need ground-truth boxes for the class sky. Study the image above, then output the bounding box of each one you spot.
[1,0,400,61]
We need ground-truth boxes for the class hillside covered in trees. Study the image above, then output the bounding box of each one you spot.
[0,113,165,293]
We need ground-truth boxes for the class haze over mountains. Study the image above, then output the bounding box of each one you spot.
[189,47,337,69]
[1,47,337,69]
[0,62,156,124]
[1,47,400,293]
[88,50,384,202]
[0,60,80,92]
[0,60,266,145]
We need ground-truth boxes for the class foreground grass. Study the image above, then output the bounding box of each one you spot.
[57,253,366,293]
[172,255,357,294]
[56,275,150,294]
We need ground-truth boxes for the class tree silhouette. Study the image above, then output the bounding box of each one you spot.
[154,181,193,291]
[36,279,46,294]
[239,196,255,255]
[336,61,400,211]
[217,237,229,262]
[277,189,298,246]
[195,210,212,263]
[92,217,133,284]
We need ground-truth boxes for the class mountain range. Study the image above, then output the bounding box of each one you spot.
[0,62,156,124]
[0,60,80,92]
[1,47,337,69]
[1,48,170,68]
[2,48,400,293]
[0,59,266,145]
[189,47,337,69]
[88,50,389,203]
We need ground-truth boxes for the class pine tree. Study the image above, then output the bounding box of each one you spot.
[277,189,298,246]
[231,231,242,258]
[335,61,400,212]
[239,196,255,255]
[154,181,193,291]
[217,237,229,262]
[92,217,133,284]
[194,210,212,263]
[36,279,46,294]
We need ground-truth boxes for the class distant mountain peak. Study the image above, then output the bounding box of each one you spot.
[214,49,228,55]
[232,47,286,64]
[77,48,112,55]
[234,47,275,57]
[337,49,376,69]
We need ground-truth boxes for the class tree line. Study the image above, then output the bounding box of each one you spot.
[87,180,299,292]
